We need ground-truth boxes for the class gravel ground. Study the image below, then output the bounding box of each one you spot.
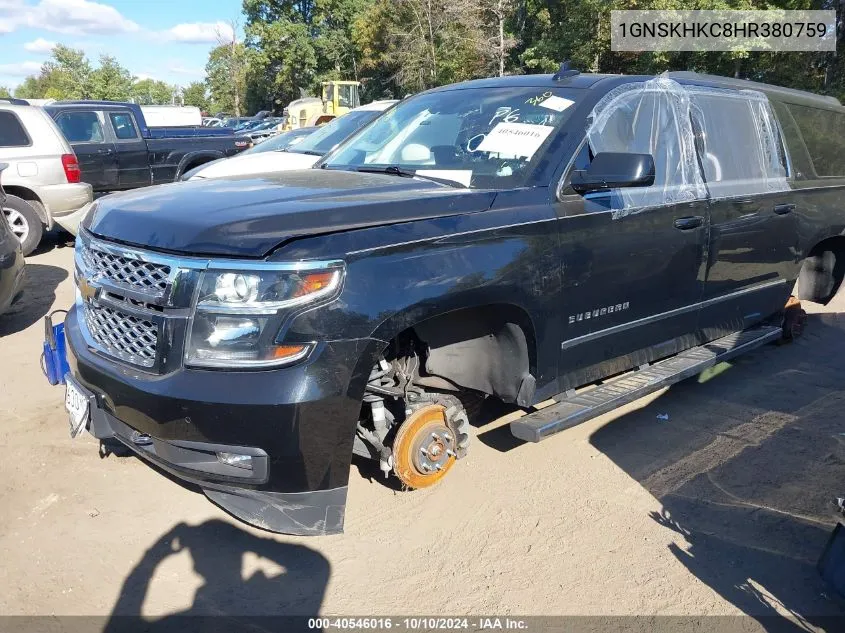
[2,231,845,630]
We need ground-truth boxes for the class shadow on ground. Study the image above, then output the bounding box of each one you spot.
[103,519,330,632]
[30,226,75,256]
[0,262,67,336]
[590,311,845,629]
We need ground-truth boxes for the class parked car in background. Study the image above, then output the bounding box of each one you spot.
[222,116,251,129]
[44,101,251,194]
[0,165,25,315]
[0,99,93,254]
[227,112,273,132]
[233,120,266,133]
[246,126,316,152]
[184,101,396,181]
[244,118,286,143]
[202,117,222,127]
[179,127,318,181]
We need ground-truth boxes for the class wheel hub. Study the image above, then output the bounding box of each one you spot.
[413,427,454,474]
[392,404,457,489]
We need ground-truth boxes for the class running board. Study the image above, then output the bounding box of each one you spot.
[510,326,782,443]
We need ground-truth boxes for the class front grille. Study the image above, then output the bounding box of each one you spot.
[82,302,158,368]
[83,245,171,293]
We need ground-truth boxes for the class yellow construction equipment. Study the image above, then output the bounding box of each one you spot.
[282,80,361,130]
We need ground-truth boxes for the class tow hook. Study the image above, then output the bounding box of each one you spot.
[98,438,132,458]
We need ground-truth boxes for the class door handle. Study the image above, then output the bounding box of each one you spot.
[773,203,795,215]
[673,216,704,230]
[97,148,114,155]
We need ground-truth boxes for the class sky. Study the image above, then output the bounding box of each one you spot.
[0,0,245,91]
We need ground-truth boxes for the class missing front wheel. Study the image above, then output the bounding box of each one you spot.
[357,354,470,489]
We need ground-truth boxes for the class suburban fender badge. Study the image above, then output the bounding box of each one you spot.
[569,302,629,325]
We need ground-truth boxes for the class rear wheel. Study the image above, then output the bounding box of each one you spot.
[781,295,807,342]
[3,195,43,255]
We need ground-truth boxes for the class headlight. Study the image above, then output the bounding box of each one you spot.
[185,263,343,368]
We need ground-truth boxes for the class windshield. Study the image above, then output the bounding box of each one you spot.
[243,128,316,154]
[324,87,581,188]
[292,109,388,156]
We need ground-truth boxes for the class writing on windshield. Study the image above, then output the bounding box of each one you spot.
[324,87,581,189]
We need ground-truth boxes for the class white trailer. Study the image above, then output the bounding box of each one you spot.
[139,105,202,128]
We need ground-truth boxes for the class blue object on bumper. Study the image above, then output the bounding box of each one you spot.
[42,310,69,385]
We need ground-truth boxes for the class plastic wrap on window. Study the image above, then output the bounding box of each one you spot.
[586,76,706,218]
[687,86,789,199]
[741,89,789,191]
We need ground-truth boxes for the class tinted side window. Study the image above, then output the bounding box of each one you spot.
[690,92,787,198]
[56,111,104,143]
[787,104,845,177]
[0,111,31,147]
[770,101,813,179]
[109,112,138,140]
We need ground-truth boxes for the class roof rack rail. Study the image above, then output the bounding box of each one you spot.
[553,61,580,81]
[0,97,30,106]
[667,71,842,107]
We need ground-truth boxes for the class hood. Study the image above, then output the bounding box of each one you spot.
[84,169,497,257]
[188,151,319,180]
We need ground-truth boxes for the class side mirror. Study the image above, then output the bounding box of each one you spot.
[570,152,655,194]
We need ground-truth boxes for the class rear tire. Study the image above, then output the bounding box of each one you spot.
[2,195,43,256]
[781,296,807,342]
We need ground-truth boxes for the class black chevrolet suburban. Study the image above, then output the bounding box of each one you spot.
[44,101,250,193]
[63,70,845,535]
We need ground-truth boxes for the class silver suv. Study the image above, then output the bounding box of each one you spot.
[0,99,92,255]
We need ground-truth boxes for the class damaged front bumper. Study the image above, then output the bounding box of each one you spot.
[65,305,376,536]
[83,391,347,536]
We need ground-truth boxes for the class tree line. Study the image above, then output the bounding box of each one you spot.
[4,45,212,110]
[6,0,845,116]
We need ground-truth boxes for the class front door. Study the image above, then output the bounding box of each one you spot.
[688,88,800,339]
[555,82,710,390]
[105,110,150,189]
[54,110,118,191]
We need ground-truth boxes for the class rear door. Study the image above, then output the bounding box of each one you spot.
[105,109,150,189]
[556,82,710,388]
[688,88,799,339]
[54,110,118,190]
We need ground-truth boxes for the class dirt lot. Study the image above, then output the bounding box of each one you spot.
[2,232,845,628]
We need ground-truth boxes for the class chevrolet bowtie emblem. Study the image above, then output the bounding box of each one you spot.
[78,276,99,302]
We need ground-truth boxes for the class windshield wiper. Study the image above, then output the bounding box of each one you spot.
[354,165,466,188]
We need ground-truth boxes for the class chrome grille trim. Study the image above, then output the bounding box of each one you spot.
[82,302,158,368]
[82,246,171,294]
[77,235,183,302]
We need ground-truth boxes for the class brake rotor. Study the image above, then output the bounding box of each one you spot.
[392,404,457,489]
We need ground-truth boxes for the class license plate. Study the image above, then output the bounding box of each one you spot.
[65,377,90,438]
